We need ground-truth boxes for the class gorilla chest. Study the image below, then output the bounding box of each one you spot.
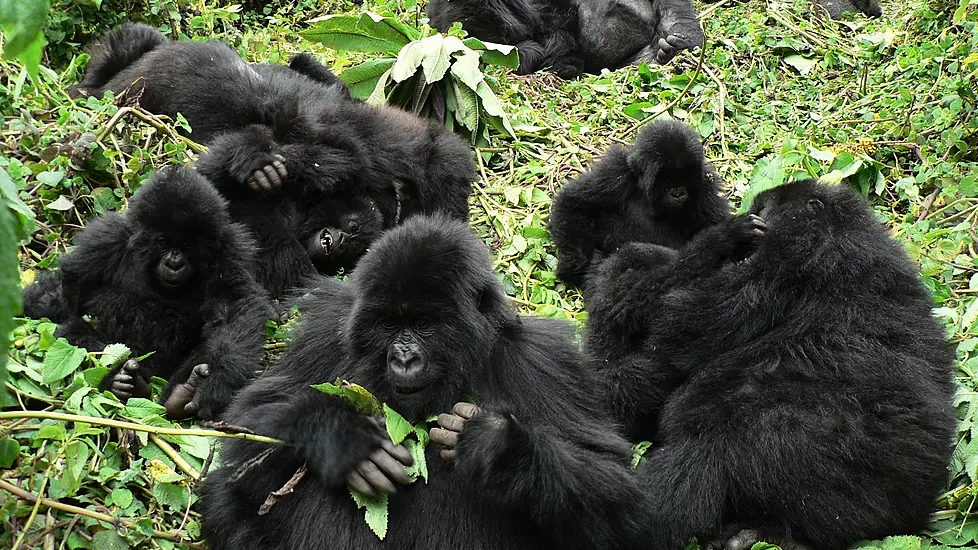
[88,292,204,361]
[577,0,657,61]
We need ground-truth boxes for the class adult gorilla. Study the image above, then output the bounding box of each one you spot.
[585,180,956,549]
[428,0,703,77]
[200,215,647,549]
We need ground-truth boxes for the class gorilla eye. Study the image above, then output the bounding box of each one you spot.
[348,220,360,233]
[379,319,397,331]
[414,318,432,331]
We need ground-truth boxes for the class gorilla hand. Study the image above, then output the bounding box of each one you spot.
[345,418,413,498]
[105,359,152,401]
[728,213,767,263]
[247,154,287,193]
[162,363,210,419]
[430,402,480,461]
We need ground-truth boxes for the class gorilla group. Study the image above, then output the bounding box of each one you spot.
[71,22,476,297]
[549,119,730,289]
[23,166,271,419]
[428,0,704,77]
[200,215,651,550]
[582,180,956,549]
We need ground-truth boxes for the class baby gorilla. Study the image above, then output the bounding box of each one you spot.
[549,119,729,289]
[197,125,384,299]
[585,180,957,549]
[200,215,648,550]
[22,166,272,419]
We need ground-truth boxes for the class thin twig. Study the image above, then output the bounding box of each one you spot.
[11,471,49,550]
[148,434,201,479]
[622,36,708,137]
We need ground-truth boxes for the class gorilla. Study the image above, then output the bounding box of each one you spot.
[200,215,648,550]
[427,0,704,77]
[585,180,956,549]
[548,119,729,289]
[22,166,272,419]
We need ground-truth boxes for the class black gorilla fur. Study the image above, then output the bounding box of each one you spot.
[549,119,730,289]
[73,23,476,293]
[200,215,648,550]
[585,180,956,549]
[427,0,703,77]
[22,166,272,419]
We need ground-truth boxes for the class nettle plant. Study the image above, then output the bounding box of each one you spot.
[301,12,517,145]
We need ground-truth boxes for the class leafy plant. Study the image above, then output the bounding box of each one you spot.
[301,12,518,145]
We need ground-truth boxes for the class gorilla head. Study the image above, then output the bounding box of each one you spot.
[303,195,384,276]
[125,166,234,294]
[343,214,510,421]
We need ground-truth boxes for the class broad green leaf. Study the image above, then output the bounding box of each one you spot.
[36,424,66,440]
[738,156,786,213]
[0,0,49,59]
[0,167,35,241]
[46,195,75,211]
[0,438,19,468]
[350,488,389,540]
[419,35,467,83]
[403,437,428,483]
[42,337,86,384]
[383,403,414,444]
[0,197,19,405]
[822,151,862,183]
[340,58,396,86]
[100,343,132,369]
[312,379,383,415]
[62,440,90,496]
[35,170,64,186]
[123,398,167,420]
[461,37,519,69]
[451,80,479,133]
[153,481,191,511]
[450,49,484,91]
[302,13,416,54]
[367,67,394,106]
[91,529,128,550]
[110,487,134,508]
[783,54,818,75]
[147,458,185,484]
[475,81,515,137]
[391,41,425,82]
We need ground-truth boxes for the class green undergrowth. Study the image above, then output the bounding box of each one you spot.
[0,0,976,547]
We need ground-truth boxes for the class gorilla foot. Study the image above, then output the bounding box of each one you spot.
[247,154,287,193]
[653,12,704,64]
[162,363,210,419]
[106,359,151,402]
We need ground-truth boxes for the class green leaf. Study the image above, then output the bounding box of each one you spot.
[123,398,167,420]
[312,379,384,415]
[452,79,480,132]
[450,49,484,91]
[350,489,389,539]
[91,529,128,550]
[340,58,396,86]
[738,156,786,213]
[62,440,91,496]
[110,487,134,509]
[46,195,75,211]
[0,194,20,405]
[461,37,519,69]
[35,170,64,186]
[42,337,86,384]
[419,35,467,83]
[383,403,414,444]
[0,0,49,59]
[631,441,652,470]
[100,343,132,369]
[403,437,428,483]
[153,482,191,511]
[367,67,394,106]
[391,41,425,82]
[0,167,35,241]
[475,81,516,137]
[302,12,416,55]
[0,438,19,468]
[822,151,862,183]
[783,54,818,75]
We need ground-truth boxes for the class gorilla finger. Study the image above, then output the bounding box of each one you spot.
[114,372,134,384]
[184,399,200,414]
[346,470,377,498]
[112,381,134,392]
[357,459,397,495]
[271,159,287,182]
[440,448,457,462]
[250,172,269,192]
[262,165,281,188]
[370,449,411,485]
[429,427,459,449]
[436,413,465,433]
[123,359,140,373]
[452,402,479,419]
[666,34,689,47]
[380,439,414,466]
[189,363,211,382]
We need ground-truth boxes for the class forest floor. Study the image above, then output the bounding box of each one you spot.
[0,0,976,548]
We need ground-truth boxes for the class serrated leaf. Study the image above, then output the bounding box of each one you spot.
[383,404,413,444]
[0,438,19,468]
[403,437,428,483]
[110,487,133,508]
[349,488,389,539]
[312,379,383,415]
[450,49,484,91]
[123,397,167,420]
[451,79,479,132]
[152,481,190,511]
[783,54,818,75]
[91,529,128,550]
[100,343,131,368]
[42,337,86,384]
[46,195,75,211]
[301,13,416,54]
[62,440,90,496]
[147,458,185,484]
[340,58,396,85]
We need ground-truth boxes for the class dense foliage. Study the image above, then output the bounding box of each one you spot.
[0,0,976,547]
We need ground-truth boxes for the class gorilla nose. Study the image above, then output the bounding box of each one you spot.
[389,345,423,375]
[334,231,349,253]
[163,251,185,270]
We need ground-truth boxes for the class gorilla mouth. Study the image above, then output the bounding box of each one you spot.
[393,384,427,395]
[320,229,334,256]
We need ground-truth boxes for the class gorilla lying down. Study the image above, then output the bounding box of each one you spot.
[428,0,704,77]
[22,166,272,419]
[71,23,476,294]
[585,180,956,549]
[200,215,649,550]
[549,119,730,289]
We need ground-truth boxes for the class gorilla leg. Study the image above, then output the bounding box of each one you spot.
[287,53,351,97]
[69,22,166,98]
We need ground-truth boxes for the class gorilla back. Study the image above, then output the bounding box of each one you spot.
[586,180,956,549]
[201,215,646,550]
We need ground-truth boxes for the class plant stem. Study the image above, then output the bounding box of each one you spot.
[149,434,201,479]
[11,472,50,550]
[0,411,285,445]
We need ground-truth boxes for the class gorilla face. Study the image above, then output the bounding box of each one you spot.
[156,249,194,289]
[305,199,384,276]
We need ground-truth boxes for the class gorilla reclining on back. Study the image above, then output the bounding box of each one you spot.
[70,23,476,294]
[22,166,271,419]
[427,0,704,77]
[200,215,649,550]
[584,180,956,549]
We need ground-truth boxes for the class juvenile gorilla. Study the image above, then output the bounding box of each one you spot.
[200,215,647,550]
[22,167,272,419]
[586,180,956,549]
[549,119,729,289]
[427,0,703,77]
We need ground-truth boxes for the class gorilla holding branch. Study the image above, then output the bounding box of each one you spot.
[200,215,648,550]
[428,0,704,77]
[549,120,729,289]
[22,167,272,419]
[585,180,956,549]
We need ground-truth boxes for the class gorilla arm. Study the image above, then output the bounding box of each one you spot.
[433,317,647,549]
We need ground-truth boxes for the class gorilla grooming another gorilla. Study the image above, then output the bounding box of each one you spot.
[585,180,956,549]
[71,22,476,291]
[22,166,271,419]
[549,119,729,289]
[428,0,704,77]
[200,215,647,550]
